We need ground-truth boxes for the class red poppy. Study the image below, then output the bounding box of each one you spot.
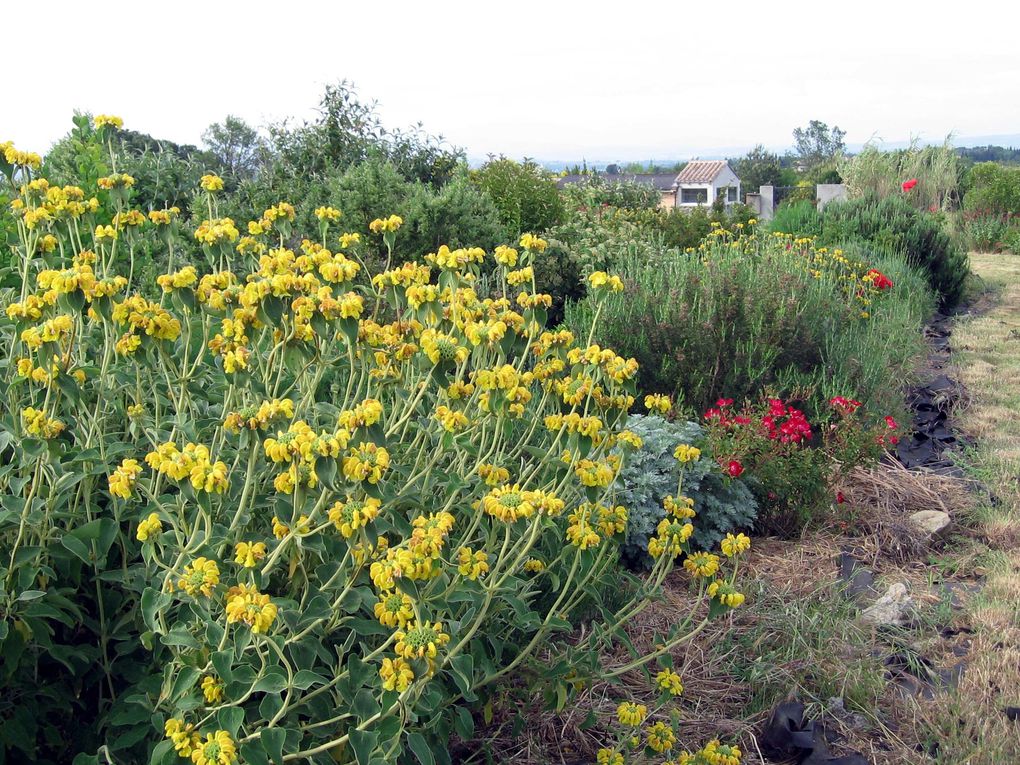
[902,178,918,192]
[866,269,894,290]
[836,491,846,504]
[885,415,898,429]
[716,398,734,408]
[726,460,744,478]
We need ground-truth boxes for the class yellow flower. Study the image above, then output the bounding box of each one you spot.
[393,620,450,660]
[93,114,124,129]
[494,245,518,267]
[178,558,220,597]
[200,174,225,192]
[647,721,676,753]
[201,675,225,704]
[519,233,547,252]
[136,512,162,542]
[21,407,64,439]
[673,444,701,463]
[707,580,746,608]
[700,740,742,765]
[457,547,489,580]
[720,532,751,558]
[369,214,403,233]
[588,271,624,292]
[616,701,647,726]
[380,657,414,692]
[523,558,545,573]
[683,551,720,578]
[225,583,277,633]
[314,206,342,222]
[644,393,672,414]
[191,730,237,765]
[328,496,381,538]
[342,442,390,484]
[596,749,624,765]
[164,718,201,757]
[655,669,684,696]
[233,541,267,568]
[375,590,414,628]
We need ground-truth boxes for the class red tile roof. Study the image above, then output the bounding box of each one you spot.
[675,160,729,184]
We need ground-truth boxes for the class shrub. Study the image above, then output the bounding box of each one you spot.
[702,395,901,533]
[769,199,822,238]
[962,161,1020,216]
[613,415,757,563]
[963,212,1012,252]
[0,128,751,764]
[560,174,661,210]
[817,194,969,306]
[470,158,564,234]
[565,227,933,421]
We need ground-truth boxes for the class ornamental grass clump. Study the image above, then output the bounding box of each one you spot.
[1,122,748,764]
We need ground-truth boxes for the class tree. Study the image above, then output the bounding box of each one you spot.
[470,158,565,234]
[202,116,265,181]
[793,120,846,169]
[732,144,783,192]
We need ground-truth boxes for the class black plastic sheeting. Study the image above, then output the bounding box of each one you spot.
[895,313,968,474]
[760,702,869,764]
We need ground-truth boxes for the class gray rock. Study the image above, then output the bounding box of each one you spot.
[908,510,951,537]
[861,583,913,626]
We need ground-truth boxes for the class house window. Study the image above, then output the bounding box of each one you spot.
[727,186,738,202]
[681,188,707,204]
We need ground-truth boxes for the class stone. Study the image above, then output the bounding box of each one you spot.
[908,510,951,537]
[861,583,913,626]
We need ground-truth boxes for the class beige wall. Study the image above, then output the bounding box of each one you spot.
[658,190,676,209]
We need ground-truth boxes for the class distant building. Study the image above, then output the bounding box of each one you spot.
[557,161,741,210]
[673,160,740,208]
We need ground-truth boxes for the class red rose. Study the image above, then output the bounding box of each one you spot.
[726,460,744,478]
[902,178,918,192]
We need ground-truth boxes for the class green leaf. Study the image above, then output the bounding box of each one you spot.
[260,728,286,765]
[171,667,201,701]
[61,534,91,564]
[211,649,234,683]
[217,706,245,736]
[253,669,288,694]
[148,739,176,765]
[291,669,327,690]
[17,590,45,601]
[454,707,474,741]
[349,729,378,765]
[448,654,474,698]
[239,742,270,765]
[161,625,201,649]
[406,732,435,765]
[352,688,380,722]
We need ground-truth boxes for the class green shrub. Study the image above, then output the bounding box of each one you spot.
[560,174,661,210]
[963,162,1020,216]
[838,138,963,212]
[817,195,969,306]
[613,415,757,563]
[769,199,822,238]
[470,158,564,234]
[566,229,933,421]
[964,213,1011,252]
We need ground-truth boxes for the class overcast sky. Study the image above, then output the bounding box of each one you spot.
[6,0,1020,162]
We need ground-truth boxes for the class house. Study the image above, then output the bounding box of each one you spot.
[556,173,681,210]
[673,160,740,208]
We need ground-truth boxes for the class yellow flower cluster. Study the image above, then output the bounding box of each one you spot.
[136,512,162,542]
[194,217,239,246]
[2,140,42,168]
[655,668,684,695]
[93,114,124,129]
[393,620,450,660]
[200,174,224,192]
[156,265,198,292]
[225,583,277,633]
[588,271,625,292]
[519,233,547,252]
[328,496,381,538]
[109,458,143,499]
[21,406,65,439]
[223,398,294,432]
[707,580,745,608]
[674,444,702,463]
[233,541,267,568]
[374,590,414,628]
[379,657,414,692]
[457,546,489,580]
[145,442,229,493]
[616,701,647,726]
[369,214,403,233]
[644,393,672,414]
[720,532,751,557]
[178,557,220,597]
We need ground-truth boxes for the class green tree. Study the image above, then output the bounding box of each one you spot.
[202,115,265,181]
[793,120,846,169]
[732,144,784,192]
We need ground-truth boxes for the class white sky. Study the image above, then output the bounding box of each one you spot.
[6,0,1020,162]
